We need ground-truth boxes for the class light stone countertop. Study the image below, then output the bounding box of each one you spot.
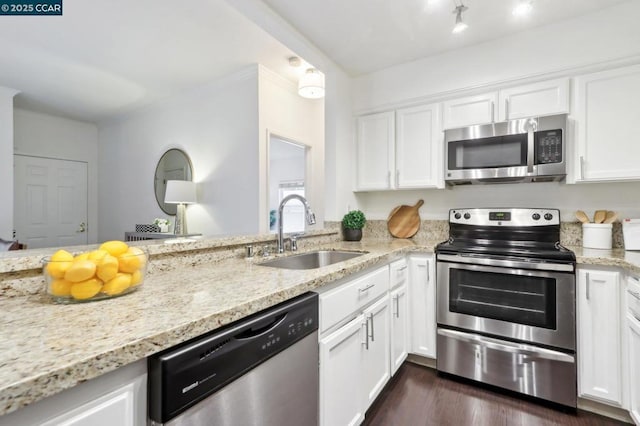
[1,237,640,417]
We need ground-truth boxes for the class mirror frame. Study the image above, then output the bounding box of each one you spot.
[154,148,194,215]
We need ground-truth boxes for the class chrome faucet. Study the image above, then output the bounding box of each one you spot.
[277,194,316,253]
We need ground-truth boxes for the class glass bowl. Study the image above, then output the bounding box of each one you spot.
[43,245,147,304]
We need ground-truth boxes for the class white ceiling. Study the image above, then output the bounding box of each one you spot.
[0,0,308,122]
[261,0,631,76]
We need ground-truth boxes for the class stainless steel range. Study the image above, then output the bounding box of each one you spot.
[436,208,577,407]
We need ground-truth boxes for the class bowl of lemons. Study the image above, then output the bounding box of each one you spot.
[43,241,147,303]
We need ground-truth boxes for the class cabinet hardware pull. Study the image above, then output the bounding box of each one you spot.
[387,171,391,188]
[395,295,400,318]
[362,320,369,350]
[426,261,430,282]
[397,265,407,273]
[580,156,585,180]
[396,170,400,186]
[368,313,375,342]
[491,101,495,122]
[629,289,640,301]
[359,283,375,293]
[586,272,590,300]
[505,98,509,119]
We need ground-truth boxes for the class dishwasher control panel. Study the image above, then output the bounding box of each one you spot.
[148,292,319,424]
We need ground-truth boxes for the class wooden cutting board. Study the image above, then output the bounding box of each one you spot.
[387,200,424,238]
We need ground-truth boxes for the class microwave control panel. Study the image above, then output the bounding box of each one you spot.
[535,129,562,164]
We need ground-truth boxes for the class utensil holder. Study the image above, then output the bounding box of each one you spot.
[582,223,613,249]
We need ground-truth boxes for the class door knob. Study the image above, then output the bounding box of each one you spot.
[77,222,86,233]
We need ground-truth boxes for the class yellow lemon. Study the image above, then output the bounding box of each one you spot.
[49,279,72,297]
[45,250,74,278]
[74,252,90,261]
[96,254,119,282]
[118,247,145,273]
[88,249,109,263]
[70,278,102,300]
[102,273,132,296]
[99,241,129,257]
[130,269,143,286]
[64,260,97,283]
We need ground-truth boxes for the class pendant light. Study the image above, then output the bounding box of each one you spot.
[452,3,468,34]
[298,68,325,99]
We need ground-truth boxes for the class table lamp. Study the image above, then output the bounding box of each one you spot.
[164,180,197,235]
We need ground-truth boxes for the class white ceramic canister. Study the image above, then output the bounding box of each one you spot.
[582,223,613,249]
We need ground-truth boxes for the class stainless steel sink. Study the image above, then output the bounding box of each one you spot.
[259,250,365,270]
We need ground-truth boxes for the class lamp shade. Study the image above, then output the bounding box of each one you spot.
[164,180,197,204]
[298,68,325,99]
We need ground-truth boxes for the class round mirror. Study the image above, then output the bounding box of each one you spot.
[154,149,193,215]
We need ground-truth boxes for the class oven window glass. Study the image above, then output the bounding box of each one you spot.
[448,134,527,170]
[449,268,557,329]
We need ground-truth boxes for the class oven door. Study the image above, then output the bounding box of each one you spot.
[437,254,575,351]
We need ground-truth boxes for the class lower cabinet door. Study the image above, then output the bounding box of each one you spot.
[390,284,409,375]
[629,314,640,425]
[409,255,436,358]
[319,315,366,426]
[362,296,391,408]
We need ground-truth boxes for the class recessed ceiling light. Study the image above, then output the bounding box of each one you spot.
[513,1,533,16]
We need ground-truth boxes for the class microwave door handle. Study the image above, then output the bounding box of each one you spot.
[527,120,535,174]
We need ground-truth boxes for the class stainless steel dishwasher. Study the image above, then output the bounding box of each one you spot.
[148,292,319,425]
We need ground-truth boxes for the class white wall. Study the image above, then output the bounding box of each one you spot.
[13,108,99,243]
[98,67,259,241]
[0,87,18,240]
[350,1,640,221]
[258,65,324,232]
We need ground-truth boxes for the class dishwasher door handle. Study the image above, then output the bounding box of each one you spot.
[234,313,287,339]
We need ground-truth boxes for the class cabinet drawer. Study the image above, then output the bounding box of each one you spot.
[389,259,408,289]
[320,266,389,333]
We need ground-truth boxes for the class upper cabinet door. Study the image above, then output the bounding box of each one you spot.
[396,103,444,189]
[574,64,640,182]
[498,78,570,121]
[442,92,498,130]
[356,112,395,190]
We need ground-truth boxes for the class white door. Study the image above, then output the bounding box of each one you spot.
[577,268,623,406]
[390,284,409,375]
[442,92,498,129]
[410,255,437,358]
[574,64,640,182]
[356,112,394,190]
[498,78,570,121]
[361,296,390,408]
[628,314,640,425]
[319,315,366,426]
[14,155,88,249]
[396,103,443,189]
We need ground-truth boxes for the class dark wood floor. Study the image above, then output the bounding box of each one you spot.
[363,363,628,426]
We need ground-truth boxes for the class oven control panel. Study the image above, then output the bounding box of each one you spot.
[450,208,560,226]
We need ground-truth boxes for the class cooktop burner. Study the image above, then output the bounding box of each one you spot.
[437,208,576,263]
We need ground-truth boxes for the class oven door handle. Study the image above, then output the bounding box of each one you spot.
[437,253,574,272]
[437,328,575,363]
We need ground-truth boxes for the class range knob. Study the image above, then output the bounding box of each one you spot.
[454,212,462,220]
[544,213,553,221]
[532,213,541,221]
[463,213,471,220]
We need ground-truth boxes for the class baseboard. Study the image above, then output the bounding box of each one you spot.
[406,353,436,369]
[578,398,634,424]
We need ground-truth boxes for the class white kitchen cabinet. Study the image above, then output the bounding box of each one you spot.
[395,103,443,189]
[573,64,640,182]
[319,315,366,426]
[356,111,395,190]
[443,77,570,129]
[577,268,624,406]
[409,254,436,358]
[0,361,146,426]
[442,92,498,130]
[390,283,409,375]
[628,313,640,425]
[498,78,570,121]
[361,296,391,408]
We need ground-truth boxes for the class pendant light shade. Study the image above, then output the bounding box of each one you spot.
[452,4,468,34]
[298,68,325,99]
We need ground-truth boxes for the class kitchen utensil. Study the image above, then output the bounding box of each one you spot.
[593,210,607,224]
[603,211,618,224]
[575,210,590,223]
[387,199,424,238]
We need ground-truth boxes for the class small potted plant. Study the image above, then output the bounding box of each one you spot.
[342,210,366,241]
[154,218,171,233]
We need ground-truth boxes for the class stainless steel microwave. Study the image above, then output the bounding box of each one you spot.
[444,114,567,185]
